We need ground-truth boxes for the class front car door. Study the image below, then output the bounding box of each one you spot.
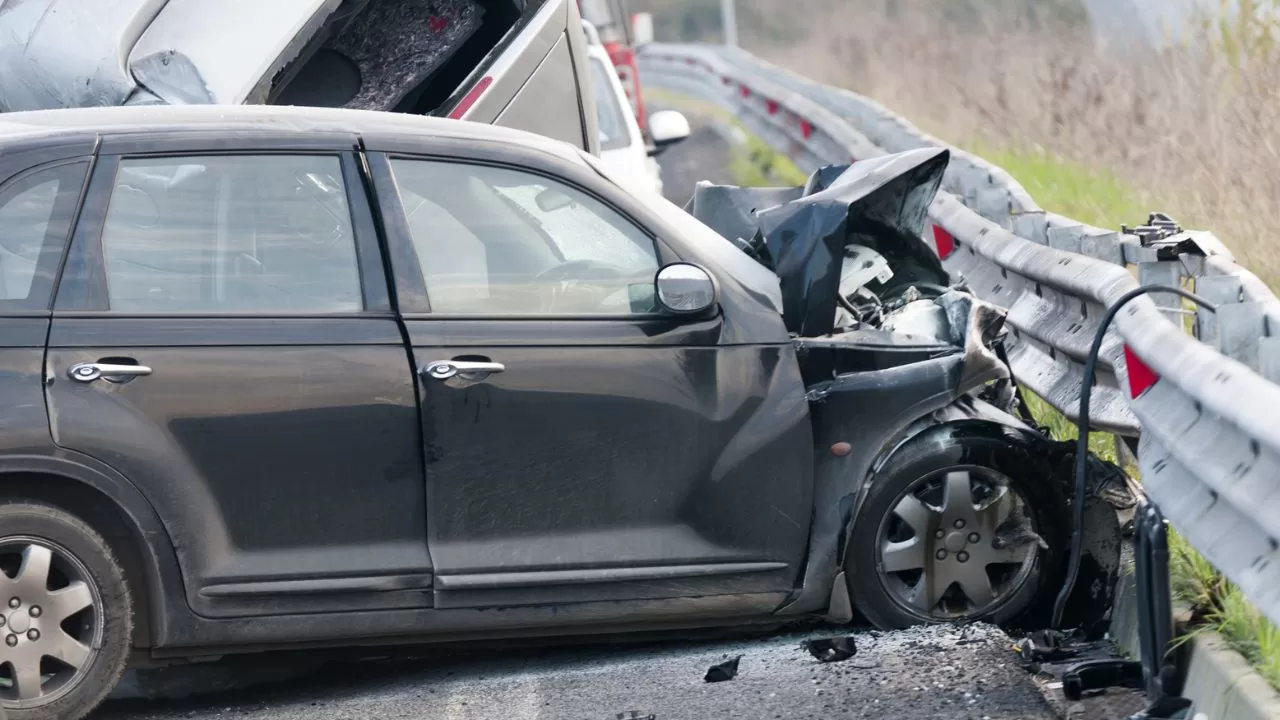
[363,135,815,612]
[44,132,430,618]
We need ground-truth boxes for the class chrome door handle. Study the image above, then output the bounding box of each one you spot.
[422,360,505,381]
[68,362,153,383]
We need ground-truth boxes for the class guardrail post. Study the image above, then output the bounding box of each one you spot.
[1138,261,1184,325]
[1194,275,1243,346]
[1193,275,1266,371]
[1047,224,1084,255]
[1012,212,1048,245]
[1261,336,1280,384]
[1079,231,1126,267]
[977,188,1012,230]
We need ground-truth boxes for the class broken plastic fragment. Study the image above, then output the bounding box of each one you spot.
[703,655,741,682]
[802,635,858,663]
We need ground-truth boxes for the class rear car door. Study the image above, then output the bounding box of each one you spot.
[364,139,815,611]
[0,151,91,458]
[44,133,430,618]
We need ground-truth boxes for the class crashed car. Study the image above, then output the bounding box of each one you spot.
[0,104,1123,720]
[0,0,601,153]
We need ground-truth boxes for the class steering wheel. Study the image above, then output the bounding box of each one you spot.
[533,259,626,313]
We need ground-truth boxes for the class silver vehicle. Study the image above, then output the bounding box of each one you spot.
[0,0,601,153]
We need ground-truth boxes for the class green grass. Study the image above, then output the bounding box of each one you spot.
[966,142,1150,230]
[979,144,1280,690]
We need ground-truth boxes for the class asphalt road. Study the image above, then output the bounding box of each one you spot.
[96,624,1054,720]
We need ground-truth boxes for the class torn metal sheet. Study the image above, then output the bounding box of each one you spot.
[0,0,167,112]
[685,148,952,339]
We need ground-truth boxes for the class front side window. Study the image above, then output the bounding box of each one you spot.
[0,162,86,308]
[100,155,362,313]
[390,159,660,316]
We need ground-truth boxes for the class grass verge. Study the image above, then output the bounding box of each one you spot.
[977,144,1280,689]
[642,86,809,187]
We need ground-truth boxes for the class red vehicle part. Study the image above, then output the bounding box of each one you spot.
[605,41,646,132]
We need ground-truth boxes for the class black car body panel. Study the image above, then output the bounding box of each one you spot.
[0,107,1119,674]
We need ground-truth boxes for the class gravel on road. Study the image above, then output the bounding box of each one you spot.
[96,624,1054,720]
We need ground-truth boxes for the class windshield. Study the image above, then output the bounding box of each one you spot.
[589,57,632,151]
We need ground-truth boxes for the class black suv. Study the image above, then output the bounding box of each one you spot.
[0,104,1121,720]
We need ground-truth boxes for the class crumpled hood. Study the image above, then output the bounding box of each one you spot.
[684,147,952,337]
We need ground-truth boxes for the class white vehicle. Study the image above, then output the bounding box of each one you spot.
[582,20,689,196]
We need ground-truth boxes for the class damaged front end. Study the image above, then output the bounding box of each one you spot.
[685,148,1127,634]
[685,147,1014,407]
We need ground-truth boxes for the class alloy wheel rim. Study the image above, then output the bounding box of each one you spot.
[875,466,1040,622]
[0,536,104,709]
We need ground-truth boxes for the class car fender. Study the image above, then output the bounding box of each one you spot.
[0,451,187,647]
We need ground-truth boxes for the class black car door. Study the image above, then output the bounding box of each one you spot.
[44,133,430,618]
[363,137,815,612]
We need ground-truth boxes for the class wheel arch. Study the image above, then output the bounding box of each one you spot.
[0,454,186,650]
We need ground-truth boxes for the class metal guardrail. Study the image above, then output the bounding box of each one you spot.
[639,43,1280,627]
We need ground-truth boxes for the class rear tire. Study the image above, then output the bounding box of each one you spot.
[846,427,1068,630]
[0,501,133,720]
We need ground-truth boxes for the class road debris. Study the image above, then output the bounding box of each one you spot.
[704,655,742,683]
[801,636,858,663]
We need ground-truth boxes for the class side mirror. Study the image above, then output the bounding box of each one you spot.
[655,262,717,315]
[647,110,691,156]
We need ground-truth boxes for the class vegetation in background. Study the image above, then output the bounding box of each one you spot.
[643,87,809,187]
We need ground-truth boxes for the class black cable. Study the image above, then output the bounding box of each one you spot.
[1050,284,1216,630]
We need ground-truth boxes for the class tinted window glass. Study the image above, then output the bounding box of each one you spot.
[0,162,87,309]
[101,155,362,314]
[390,159,659,315]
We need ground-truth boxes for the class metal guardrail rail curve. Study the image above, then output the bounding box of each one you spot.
[638,42,1280,628]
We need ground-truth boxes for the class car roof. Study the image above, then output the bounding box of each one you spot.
[0,104,593,166]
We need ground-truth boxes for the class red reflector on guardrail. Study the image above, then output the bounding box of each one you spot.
[1123,346,1160,398]
[740,84,750,98]
[931,225,956,259]
[766,99,778,114]
[799,120,812,139]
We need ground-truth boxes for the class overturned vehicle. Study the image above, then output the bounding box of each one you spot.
[685,147,1129,631]
[0,0,601,152]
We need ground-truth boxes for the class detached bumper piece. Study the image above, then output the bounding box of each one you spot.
[1062,501,1192,720]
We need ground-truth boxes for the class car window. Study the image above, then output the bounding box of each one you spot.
[589,56,632,151]
[100,155,363,314]
[389,158,659,316]
[0,162,86,308]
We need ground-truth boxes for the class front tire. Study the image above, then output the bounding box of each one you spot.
[846,426,1068,630]
[0,501,133,720]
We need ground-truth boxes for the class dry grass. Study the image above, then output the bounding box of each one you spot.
[751,0,1280,286]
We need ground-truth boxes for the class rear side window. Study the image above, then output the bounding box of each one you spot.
[0,161,87,310]
[96,155,364,314]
